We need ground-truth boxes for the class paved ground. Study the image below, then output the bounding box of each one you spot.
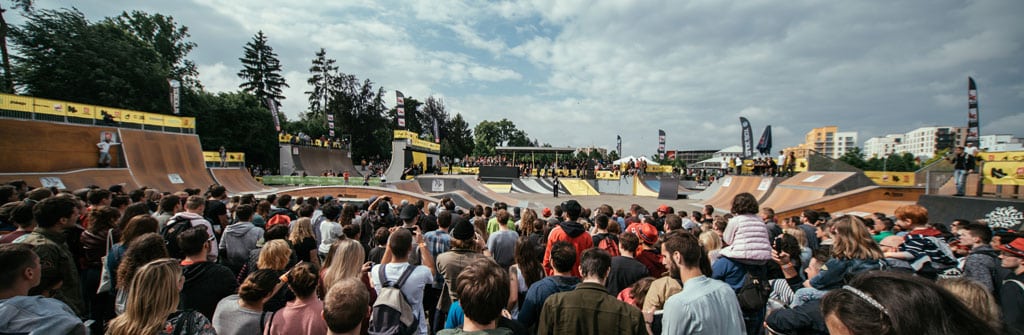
[504,192,705,213]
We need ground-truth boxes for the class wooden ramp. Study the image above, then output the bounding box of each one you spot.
[209,168,269,194]
[0,168,137,191]
[293,146,361,176]
[701,176,777,211]
[0,118,123,172]
[118,128,216,192]
[760,172,874,212]
[775,186,924,218]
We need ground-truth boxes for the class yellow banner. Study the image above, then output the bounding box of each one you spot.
[0,93,33,112]
[32,98,67,117]
[122,110,147,124]
[394,130,416,140]
[145,113,166,126]
[203,151,246,163]
[982,151,1024,162]
[982,161,1024,186]
[94,107,124,122]
[181,117,195,129]
[67,102,98,119]
[864,171,916,186]
[596,170,621,180]
[646,165,674,173]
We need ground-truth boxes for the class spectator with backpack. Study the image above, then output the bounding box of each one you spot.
[370,227,436,335]
[266,262,327,335]
[178,227,239,321]
[711,193,772,335]
[219,204,263,275]
[607,232,648,297]
[591,215,619,255]
[166,196,219,262]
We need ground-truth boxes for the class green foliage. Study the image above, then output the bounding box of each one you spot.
[441,113,474,161]
[864,152,920,172]
[838,147,868,170]
[186,90,280,169]
[0,0,35,92]
[473,118,531,156]
[108,11,199,89]
[237,31,288,106]
[11,8,175,113]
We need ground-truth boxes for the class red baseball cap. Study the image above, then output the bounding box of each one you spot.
[542,208,552,217]
[657,204,670,213]
[999,238,1024,258]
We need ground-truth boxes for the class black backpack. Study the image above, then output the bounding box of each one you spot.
[368,265,419,335]
[161,216,194,259]
[735,266,771,313]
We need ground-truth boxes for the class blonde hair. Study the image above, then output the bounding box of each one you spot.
[258,239,292,270]
[830,215,883,260]
[321,239,365,292]
[783,228,808,249]
[107,258,182,335]
[698,230,723,251]
[939,278,1002,331]
[289,217,315,246]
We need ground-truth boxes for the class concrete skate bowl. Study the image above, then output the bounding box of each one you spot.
[1,169,137,191]
[292,145,361,177]
[774,186,924,219]
[118,128,216,193]
[0,118,124,172]
[209,167,270,194]
[277,186,439,206]
[699,176,778,211]
[759,172,875,214]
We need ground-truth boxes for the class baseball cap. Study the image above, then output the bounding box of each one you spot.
[999,238,1024,258]
[657,204,670,213]
[399,204,419,221]
[630,222,659,245]
[542,208,552,217]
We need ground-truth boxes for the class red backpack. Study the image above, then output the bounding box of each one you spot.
[596,234,621,257]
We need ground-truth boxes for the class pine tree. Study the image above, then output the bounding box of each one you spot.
[237,30,288,106]
[305,48,337,120]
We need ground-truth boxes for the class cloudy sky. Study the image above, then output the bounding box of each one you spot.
[20,0,1024,156]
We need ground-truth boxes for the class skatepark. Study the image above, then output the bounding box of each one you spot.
[1,92,1020,226]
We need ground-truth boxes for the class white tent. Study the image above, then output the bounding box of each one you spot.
[612,155,660,165]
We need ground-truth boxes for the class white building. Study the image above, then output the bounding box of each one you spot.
[863,134,903,158]
[979,134,1022,151]
[831,131,859,159]
[892,126,964,158]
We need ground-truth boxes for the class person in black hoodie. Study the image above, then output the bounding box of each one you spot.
[177,226,238,320]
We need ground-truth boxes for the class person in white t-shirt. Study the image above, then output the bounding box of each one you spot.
[370,227,437,335]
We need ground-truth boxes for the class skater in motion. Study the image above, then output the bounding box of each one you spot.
[97,132,119,168]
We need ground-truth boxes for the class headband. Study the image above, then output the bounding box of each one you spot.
[842,285,889,317]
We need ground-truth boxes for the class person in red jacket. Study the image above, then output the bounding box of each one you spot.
[625,221,666,277]
[543,200,593,277]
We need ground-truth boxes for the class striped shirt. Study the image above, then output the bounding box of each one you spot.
[423,229,451,288]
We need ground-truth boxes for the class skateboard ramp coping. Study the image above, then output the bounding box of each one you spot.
[118,128,216,193]
[0,118,124,172]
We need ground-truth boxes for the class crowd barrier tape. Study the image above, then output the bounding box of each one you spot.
[0,93,195,129]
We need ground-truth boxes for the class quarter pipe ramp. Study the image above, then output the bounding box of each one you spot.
[209,168,270,194]
[118,128,216,192]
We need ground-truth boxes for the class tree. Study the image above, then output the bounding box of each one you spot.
[0,0,32,93]
[11,8,174,112]
[473,118,532,156]
[188,90,279,169]
[305,48,336,122]
[238,31,288,107]
[109,11,199,89]
[441,113,473,162]
[838,147,868,170]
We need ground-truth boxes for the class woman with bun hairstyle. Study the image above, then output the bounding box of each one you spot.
[265,262,328,335]
[212,270,284,335]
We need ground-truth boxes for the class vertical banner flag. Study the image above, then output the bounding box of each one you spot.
[658,129,666,159]
[756,125,772,156]
[327,114,335,138]
[168,79,181,115]
[616,135,622,157]
[396,91,406,129]
[265,97,281,132]
[967,77,980,147]
[740,117,754,158]
[433,118,440,143]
